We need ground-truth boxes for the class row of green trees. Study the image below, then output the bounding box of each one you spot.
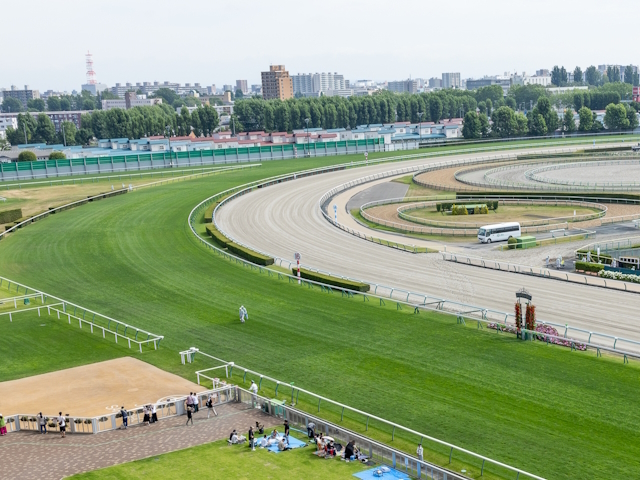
[4,114,79,146]
[551,65,639,87]
[0,90,112,114]
[5,104,220,146]
[462,97,638,139]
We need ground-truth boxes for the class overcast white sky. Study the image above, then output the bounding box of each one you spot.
[3,0,638,92]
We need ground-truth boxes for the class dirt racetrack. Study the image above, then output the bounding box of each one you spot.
[0,357,201,417]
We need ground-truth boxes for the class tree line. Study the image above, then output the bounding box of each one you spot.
[551,64,639,87]
[5,104,220,147]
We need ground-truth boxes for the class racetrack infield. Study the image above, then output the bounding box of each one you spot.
[0,357,200,417]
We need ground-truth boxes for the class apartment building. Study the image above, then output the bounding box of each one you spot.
[291,72,346,96]
[387,79,418,94]
[261,65,293,100]
[2,85,40,108]
[441,73,461,89]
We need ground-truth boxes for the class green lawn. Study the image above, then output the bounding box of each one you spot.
[0,153,639,479]
[405,204,601,225]
[70,438,368,480]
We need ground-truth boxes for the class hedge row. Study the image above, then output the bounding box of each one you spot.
[574,261,605,273]
[205,224,230,247]
[204,195,231,223]
[291,267,370,292]
[0,209,22,224]
[205,224,273,265]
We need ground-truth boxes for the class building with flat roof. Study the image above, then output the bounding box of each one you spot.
[291,72,346,96]
[0,110,82,133]
[442,73,461,89]
[81,83,108,96]
[388,79,418,94]
[236,80,248,94]
[2,85,40,108]
[261,65,293,101]
[101,93,162,111]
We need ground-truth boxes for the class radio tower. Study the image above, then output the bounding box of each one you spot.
[85,51,97,85]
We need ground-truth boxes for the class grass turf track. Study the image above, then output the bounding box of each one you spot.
[0,152,638,479]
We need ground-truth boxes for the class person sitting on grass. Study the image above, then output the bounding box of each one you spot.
[270,429,278,439]
[229,429,238,444]
[344,441,355,461]
[255,421,264,434]
[260,435,268,448]
[325,441,336,457]
[278,435,290,451]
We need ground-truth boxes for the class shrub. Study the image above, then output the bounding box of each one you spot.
[48,151,66,160]
[0,208,22,224]
[203,195,230,223]
[436,203,441,213]
[17,151,37,162]
[205,224,230,247]
[492,200,499,211]
[507,237,518,249]
[452,204,468,215]
[480,205,489,214]
[599,270,640,283]
[574,261,605,273]
[226,242,274,266]
[291,268,370,292]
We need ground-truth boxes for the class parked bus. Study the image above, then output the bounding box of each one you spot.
[477,222,521,243]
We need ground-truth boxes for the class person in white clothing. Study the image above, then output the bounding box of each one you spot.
[151,404,158,423]
[260,435,268,448]
[416,443,423,461]
[239,306,248,323]
[57,412,66,438]
[249,380,258,407]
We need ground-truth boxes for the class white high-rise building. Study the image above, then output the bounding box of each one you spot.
[442,72,461,89]
[292,72,347,96]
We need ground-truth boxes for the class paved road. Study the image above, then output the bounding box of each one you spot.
[2,403,280,480]
[216,146,640,349]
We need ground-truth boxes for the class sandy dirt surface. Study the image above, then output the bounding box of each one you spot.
[0,357,201,417]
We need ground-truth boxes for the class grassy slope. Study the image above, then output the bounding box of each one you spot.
[70,438,368,480]
[0,155,638,479]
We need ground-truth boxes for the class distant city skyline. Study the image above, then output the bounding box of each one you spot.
[3,0,638,92]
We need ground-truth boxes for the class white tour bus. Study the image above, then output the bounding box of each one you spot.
[477,222,521,243]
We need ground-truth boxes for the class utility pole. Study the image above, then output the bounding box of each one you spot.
[62,123,67,147]
[23,123,27,145]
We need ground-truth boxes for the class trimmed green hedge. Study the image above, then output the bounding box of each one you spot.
[227,242,273,265]
[291,268,370,292]
[0,209,22,224]
[575,261,605,273]
[204,195,231,223]
[205,224,230,247]
[205,223,273,265]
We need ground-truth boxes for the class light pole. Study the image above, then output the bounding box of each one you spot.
[23,123,28,145]
[417,111,423,144]
[165,125,173,162]
[304,117,310,157]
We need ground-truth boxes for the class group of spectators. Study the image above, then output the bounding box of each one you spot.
[229,420,292,452]
[186,392,218,426]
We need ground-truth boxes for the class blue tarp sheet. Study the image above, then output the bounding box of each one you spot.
[353,466,411,480]
[262,434,307,453]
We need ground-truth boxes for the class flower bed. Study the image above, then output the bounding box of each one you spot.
[599,270,640,284]
[487,323,586,350]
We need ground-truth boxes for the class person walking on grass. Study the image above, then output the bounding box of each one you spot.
[284,420,289,438]
[206,394,218,418]
[57,412,66,438]
[38,413,46,434]
[239,305,248,323]
[185,405,194,426]
[120,407,128,430]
